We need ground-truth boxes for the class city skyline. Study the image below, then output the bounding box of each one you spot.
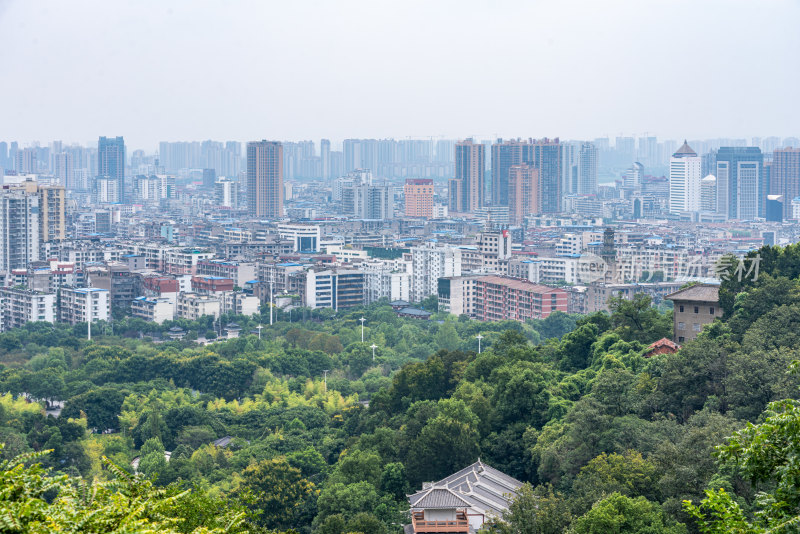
[1,0,799,148]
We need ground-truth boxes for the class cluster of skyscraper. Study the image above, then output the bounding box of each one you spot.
[447,138,597,222]
[667,140,800,221]
[4,133,800,225]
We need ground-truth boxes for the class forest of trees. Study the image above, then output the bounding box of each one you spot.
[2,243,800,532]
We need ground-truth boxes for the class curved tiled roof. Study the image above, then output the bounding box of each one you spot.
[408,460,523,517]
[411,487,473,509]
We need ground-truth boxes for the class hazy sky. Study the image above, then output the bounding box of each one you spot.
[1,0,799,151]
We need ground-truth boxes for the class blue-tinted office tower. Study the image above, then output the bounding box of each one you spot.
[98,136,126,203]
[715,147,763,220]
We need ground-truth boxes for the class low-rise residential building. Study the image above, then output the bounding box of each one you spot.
[411,244,462,302]
[59,287,110,325]
[196,259,257,287]
[191,275,235,293]
[87,263,143,308]
[586,281,684,313]
[278,223,321,252]
[477,230,512,272]
[305,267,364,310]
[131,296,175,324]
[164,249,215,275]
[507,258,542,283]
[0,287,56,331]
[472,275,568,322]
[325,245,369,262]
[438,275,567,322]
[258,261,307,298]
[177,293,221,320]
[437,275,485,316]
[221,292,261,316]
[361,261,411,304]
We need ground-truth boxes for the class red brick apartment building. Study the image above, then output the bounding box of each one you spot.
[472,275,567,322]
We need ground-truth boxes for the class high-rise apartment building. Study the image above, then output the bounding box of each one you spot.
[0,142,7,171]
[202,168,216,189]
[532,139,562,213]
[0,189,40,271]
[97,136,125,203]
[449,139,484,213]
[354,184,393,220]
[215,178,239,208]
[53,152,73,188]
[637,136,658,167]
[623,162,644,188]
[701,149,717,179]
[15,148,37,174]
[320,139,331,180]
[508,164,539,225]
[615,136,636,165]
[716,147,763,220]
[404,178,434,218]
[246,140,283,219]
[435,140,455,163]
[22,182,65,242]
[94,177,120,203]
[491,139,526,206]
[669,141,702,213]
[700,175,717,212]
[578,142,598,194]
[771,148,800,219]
[560,143,579,195]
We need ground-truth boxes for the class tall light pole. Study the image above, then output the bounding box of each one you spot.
[269,281,274,325]
[476,334,483,354]
[323,369,329,392]
[370,343,378,361]
[359,317,366,342]
[256,324,263,340]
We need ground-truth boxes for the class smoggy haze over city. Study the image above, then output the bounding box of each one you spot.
[1,0,799,149]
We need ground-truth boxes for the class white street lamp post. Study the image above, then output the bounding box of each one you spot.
[269,281,274,325]
[476,334,483,354]
[359,317,366,342]
[370,343,378,361]
[256,324,263,340]
[323,369,329,392]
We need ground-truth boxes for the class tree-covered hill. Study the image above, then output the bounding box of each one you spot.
[2,244,800,532]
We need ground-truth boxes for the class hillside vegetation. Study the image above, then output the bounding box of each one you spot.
[3,244,800,533]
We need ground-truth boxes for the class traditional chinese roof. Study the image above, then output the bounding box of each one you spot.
[397,307,431,318]
[408,460,523,517]
[411,487,473,509]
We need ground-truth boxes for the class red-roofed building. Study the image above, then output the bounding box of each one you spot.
[646,337,680,356]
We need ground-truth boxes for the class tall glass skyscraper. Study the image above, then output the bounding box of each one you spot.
[716,147,763,220]
[97,136,125,203]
